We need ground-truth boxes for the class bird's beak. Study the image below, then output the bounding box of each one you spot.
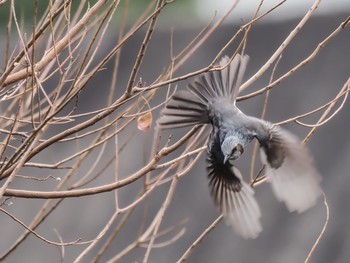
[223,155,229,164]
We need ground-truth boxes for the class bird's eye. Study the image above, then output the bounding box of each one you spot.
[231,144,244,160]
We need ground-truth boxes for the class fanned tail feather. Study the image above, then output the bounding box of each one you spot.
[157,54,249,129]
[157,90,208,129]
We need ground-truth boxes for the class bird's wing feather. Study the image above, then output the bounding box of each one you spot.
[257,124,322,213]
[207,148,262,239]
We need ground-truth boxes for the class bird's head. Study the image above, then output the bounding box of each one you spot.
[221,137,244,164]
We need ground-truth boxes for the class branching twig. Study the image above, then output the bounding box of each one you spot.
[0,208,82,246]
[0,1,348,262]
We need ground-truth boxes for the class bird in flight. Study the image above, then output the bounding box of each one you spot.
[157,54,322,239]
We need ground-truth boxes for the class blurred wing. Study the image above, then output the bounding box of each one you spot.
[258,125,322,213]
[157,54,249,129]
[207,149,262,239]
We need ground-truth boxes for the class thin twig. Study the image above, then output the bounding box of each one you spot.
[238,0,321,93]
[304,192,329,263]
[237,15,350,102]
[4,126,201,198]
[177,215,224,263]
[0,208,82,246]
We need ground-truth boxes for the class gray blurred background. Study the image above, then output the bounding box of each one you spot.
[1,0,350,262]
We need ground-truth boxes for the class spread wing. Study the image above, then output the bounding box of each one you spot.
[257,124,322,213]
[207,138,262,239]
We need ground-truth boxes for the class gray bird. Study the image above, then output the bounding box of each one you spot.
[157,54,322,239]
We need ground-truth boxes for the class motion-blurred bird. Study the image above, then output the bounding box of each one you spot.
[157,54,322,239]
